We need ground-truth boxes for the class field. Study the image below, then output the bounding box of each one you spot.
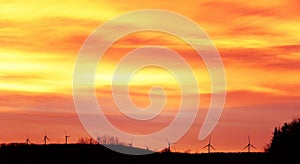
[0,143,291,163]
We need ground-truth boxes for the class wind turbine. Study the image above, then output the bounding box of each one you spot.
[64,131,70,144]
[25,134,31,145]
[145,144,150,150]
[243,135,256,153]
[165,138,175,152]
[128,137,134,147]
[43,132,50,145]
[202,136,215,153]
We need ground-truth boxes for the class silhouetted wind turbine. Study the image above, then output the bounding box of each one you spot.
[25,135,31,145]
[202,136,215,153]
[145,144,150,150]
[165,138,175,152]
[43,132,50,145]
[64,131,70,144]
[243,135,256,153]
[128,137,134,147]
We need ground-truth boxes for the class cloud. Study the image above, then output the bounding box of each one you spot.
[221,45,300,70]
[0,90,74,113]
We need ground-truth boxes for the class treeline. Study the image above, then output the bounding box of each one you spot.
[265,117,300,158]
[77,135,122,145]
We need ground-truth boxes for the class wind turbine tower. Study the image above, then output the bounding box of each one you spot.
[128,138,134,147]
[202,136,215,153]
[145,144,150,150]
[165,138,175,152]
[25,136,31,145]
[64,131,70,144]
[43,133,50,145]
[243,135,256,153]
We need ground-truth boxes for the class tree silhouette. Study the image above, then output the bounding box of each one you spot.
[78,137,97,144]
[97,135,121,145]
[77,136,121,145]
[265,118,300,157]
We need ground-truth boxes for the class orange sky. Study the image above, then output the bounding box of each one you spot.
[0,0,300,153]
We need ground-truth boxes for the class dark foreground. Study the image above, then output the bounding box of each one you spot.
[0,144,294,163]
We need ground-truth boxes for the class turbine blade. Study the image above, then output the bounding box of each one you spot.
[211,145,216,150]
[250,144,256,149]
[243,145,248,150]
[202,145,208,149]
[248,135,251,144]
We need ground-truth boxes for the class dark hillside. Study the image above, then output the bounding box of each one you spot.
[0,143,278,163]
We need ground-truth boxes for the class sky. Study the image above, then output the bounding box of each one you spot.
[0,0,300,153]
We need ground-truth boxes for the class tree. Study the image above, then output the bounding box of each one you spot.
[265,118,300,157]
[77,136,121,145]
[97,135,121,145]
[78,137,97,144]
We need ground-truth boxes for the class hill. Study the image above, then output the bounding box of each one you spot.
[0,143,291,163]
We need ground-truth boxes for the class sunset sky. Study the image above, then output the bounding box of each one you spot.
[1,0,300,153]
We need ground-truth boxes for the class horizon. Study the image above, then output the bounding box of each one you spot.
[0,141,263,154]
[1,0,300,154]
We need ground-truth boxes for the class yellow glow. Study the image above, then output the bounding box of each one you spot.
[0,49,72,93]
[0,0,120,20]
